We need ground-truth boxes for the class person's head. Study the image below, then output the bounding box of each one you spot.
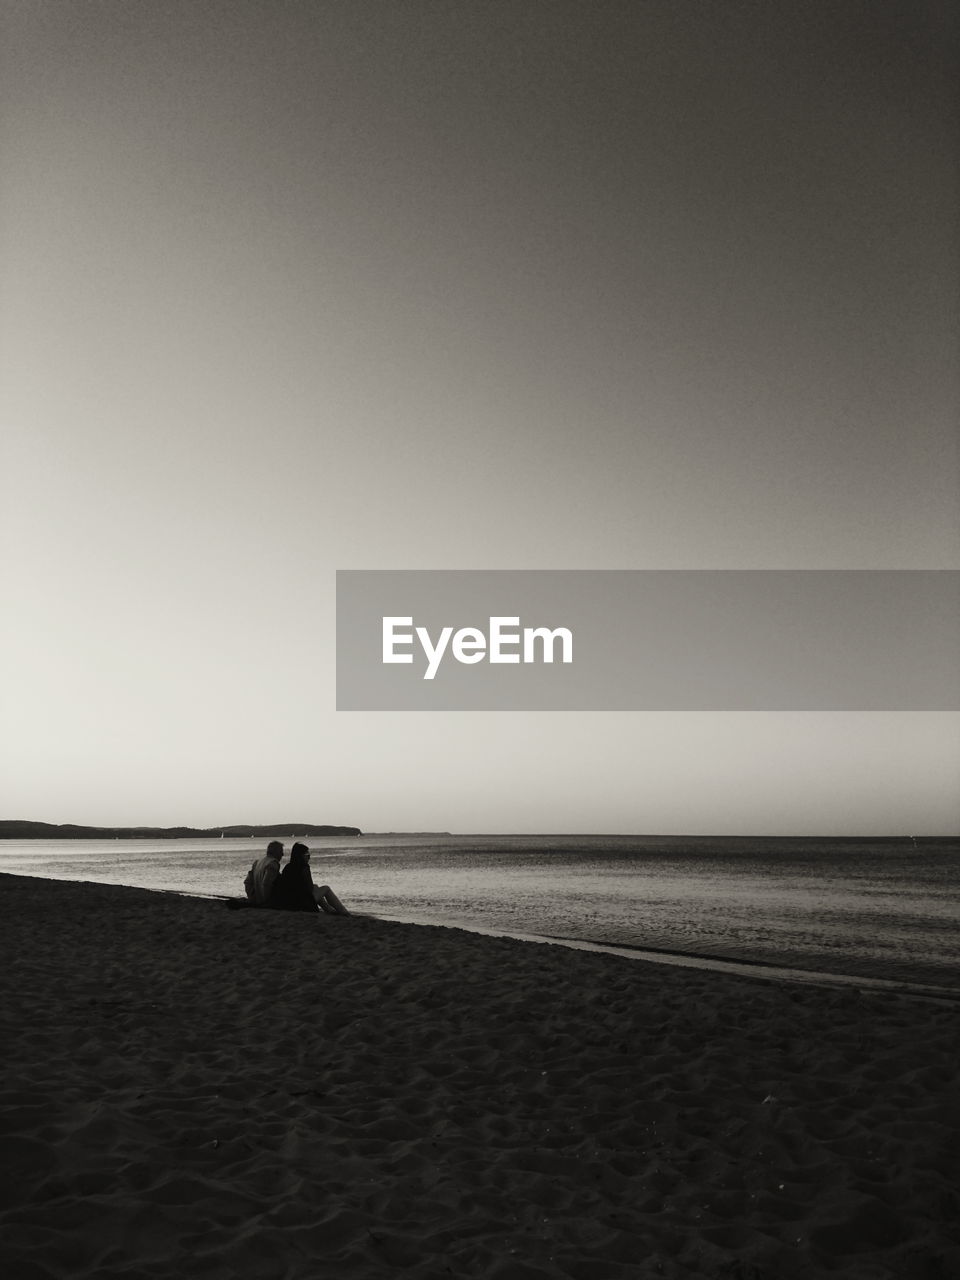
[266,840,283,861]
[290,842,310,867]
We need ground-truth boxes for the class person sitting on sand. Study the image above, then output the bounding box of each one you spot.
[274,842,351,916]
[243,841,285,907]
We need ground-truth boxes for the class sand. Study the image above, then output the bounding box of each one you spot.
[0,874,957,1280]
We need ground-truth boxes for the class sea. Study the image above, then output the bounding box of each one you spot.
[1,834,957,998]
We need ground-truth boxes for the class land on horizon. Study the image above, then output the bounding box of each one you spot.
[0,820,363,840]
[1,822,954,844]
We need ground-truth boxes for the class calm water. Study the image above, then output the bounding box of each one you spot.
[1,835,957,994]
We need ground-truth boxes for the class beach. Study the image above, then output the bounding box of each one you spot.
[1,875,957,1279]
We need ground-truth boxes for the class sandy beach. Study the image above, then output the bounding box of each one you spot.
[1,874,957,1279]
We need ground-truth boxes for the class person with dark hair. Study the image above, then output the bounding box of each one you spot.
[243,840,285,906]
[275,843,351,915]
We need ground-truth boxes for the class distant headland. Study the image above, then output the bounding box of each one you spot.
[0,821,363,839]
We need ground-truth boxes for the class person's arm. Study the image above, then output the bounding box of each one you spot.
[263,859,282,906]
[243,862,257,901]
[299,864,321,911]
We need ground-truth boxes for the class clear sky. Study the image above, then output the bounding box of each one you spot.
[2,1,958,834]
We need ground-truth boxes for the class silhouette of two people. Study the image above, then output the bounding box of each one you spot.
[243,841,350,915]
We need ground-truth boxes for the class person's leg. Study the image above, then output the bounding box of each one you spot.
[313,884,350,916]
[324,886,350,916]
[312,885,336,914]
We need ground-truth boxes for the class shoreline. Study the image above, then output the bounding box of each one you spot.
[2,873,958,1279]
[4,868,958,1004]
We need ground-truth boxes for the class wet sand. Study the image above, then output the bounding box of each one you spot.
[1,873,957,1279]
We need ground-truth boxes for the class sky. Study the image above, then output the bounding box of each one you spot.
[1,0,958,835]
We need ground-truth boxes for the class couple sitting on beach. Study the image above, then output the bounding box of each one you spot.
[243,841,350,915]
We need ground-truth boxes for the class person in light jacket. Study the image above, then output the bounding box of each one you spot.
[243,841,284,906]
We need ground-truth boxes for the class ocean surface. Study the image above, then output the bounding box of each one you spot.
[1,834,957,996]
